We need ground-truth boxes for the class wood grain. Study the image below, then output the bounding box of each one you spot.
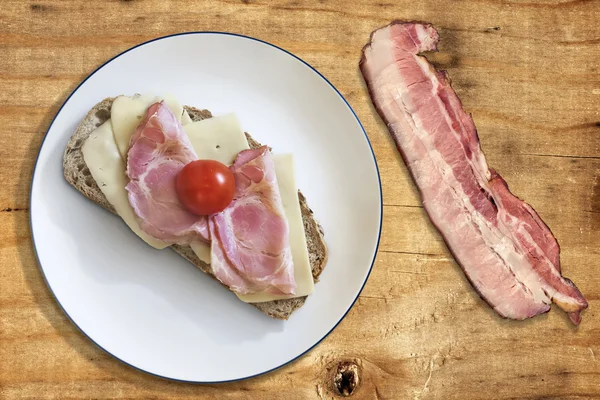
[1,0,599,398]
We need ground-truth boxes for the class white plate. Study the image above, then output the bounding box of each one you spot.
[31,32,382,382]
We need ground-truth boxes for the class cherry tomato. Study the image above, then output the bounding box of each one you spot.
[176,160,236,215]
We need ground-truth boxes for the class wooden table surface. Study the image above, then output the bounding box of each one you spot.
[2,0,600,398]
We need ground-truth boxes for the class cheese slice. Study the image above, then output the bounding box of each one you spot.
[81,120,169,249]
[181,110,193,125]
[190,241,211,265]
[236,154,315,303]
[183,113,250,165]
[111,93,184,160]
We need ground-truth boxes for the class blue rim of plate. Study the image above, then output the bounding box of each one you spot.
[30,31,383,384]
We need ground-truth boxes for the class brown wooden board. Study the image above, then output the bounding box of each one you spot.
[1,0,599,398]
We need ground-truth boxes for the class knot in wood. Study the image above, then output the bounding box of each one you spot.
[334,361,360,396]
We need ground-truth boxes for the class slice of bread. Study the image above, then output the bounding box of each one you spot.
[62,97,328,319]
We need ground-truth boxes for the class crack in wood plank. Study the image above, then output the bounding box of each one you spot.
[389,269,428,275]
[222,0,390,22]
[521,153,600,160]
[383,203,423,209]
[380,249,445,257]
[468,0,596,9]
[441,25,600,45]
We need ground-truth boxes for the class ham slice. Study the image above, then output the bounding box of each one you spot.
[360,21,587,324]
[126,101,209,244]
[209,146,296,295]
